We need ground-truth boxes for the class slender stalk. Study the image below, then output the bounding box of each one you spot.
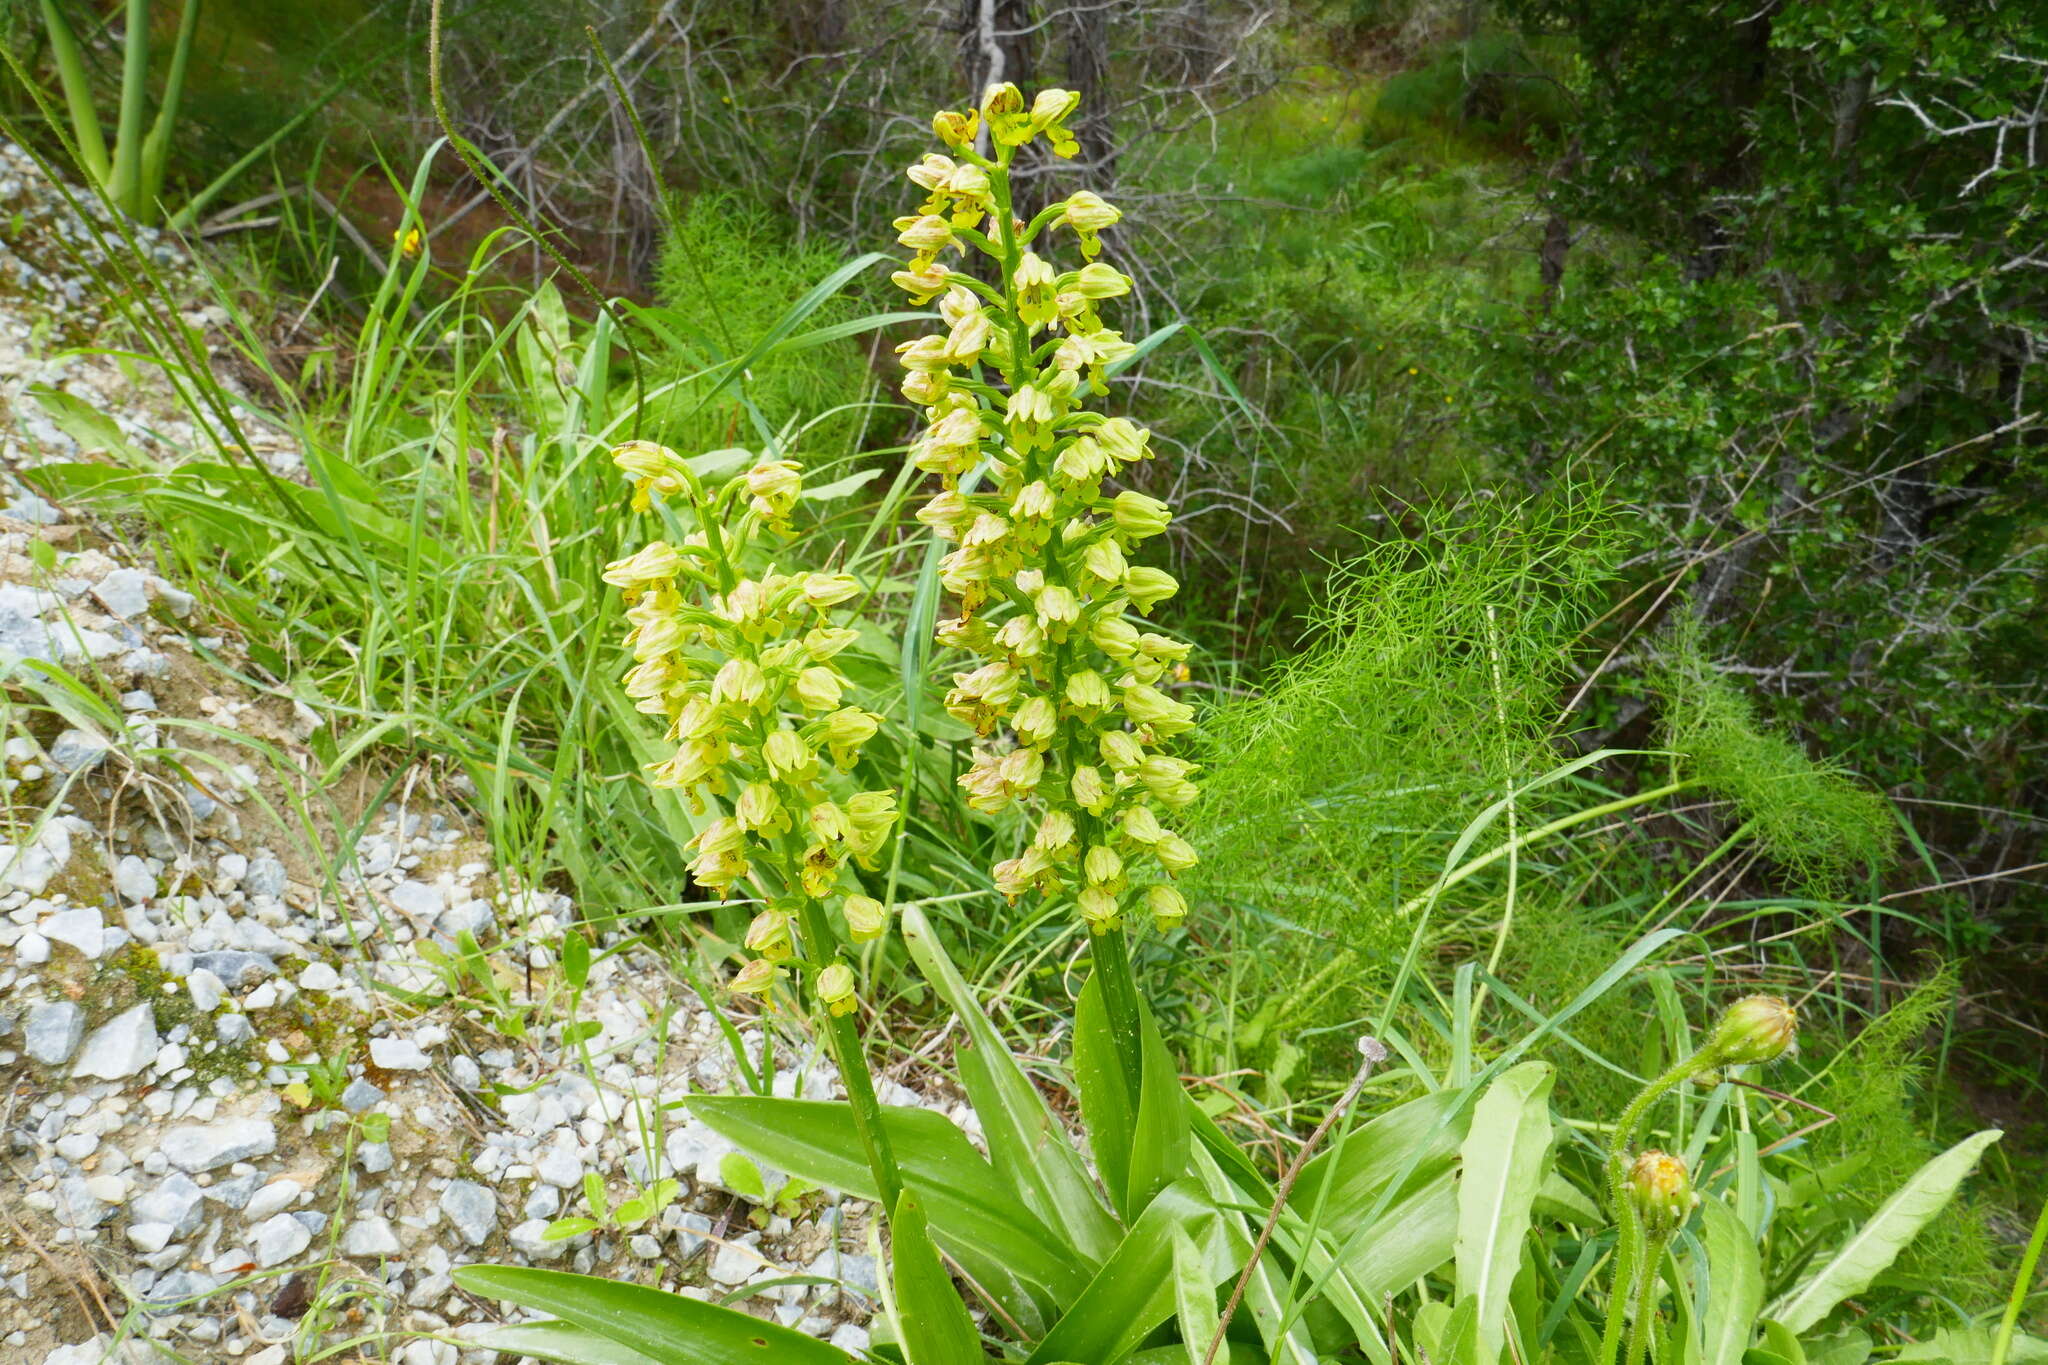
[1599,1056,1701,1365]
[1990,1191,2048,1365]
[37,0,110,181]
[1624,1238,1669,1365]
[796,900,905,1217]
[110,0,152,214]
[139,0,203,212]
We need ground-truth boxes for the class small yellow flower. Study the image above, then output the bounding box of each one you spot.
[394,225,423,258]
[816,963,858,1017]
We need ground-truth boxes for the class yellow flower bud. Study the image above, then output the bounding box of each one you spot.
[1154,833,1198,874]
[917,489,977,539]
[1061,189,1121,234]
[844,894,888,943]
[1100,729,1146,771]
[794,666,843,713]
[1119,805,1165,845]
[744,908,794,961]
[729,956,784,997]
[763,729,816,782]
[997,746,1044,796]
[1071,764,1112,813]
[1065,669,1112,713]
[1091,615,1142,659]
[981,82,1025,123]
[932,107,979,148]
[1123,683,1195,736]
[994,614,1044,659]
[816,963,858,1017]
[1078,886,1120,932]
[1012,480,1057,521]
[1082,537,1128,585]
[809,801,851,844]
[1014,694,1059,749]
[897,333,954,373]
[1112,491,1172,539]
[1071,262,1132,300]
[1706,995,1798,1067]
[1097,417,1151,463]
[712,657,769,709]
[613,439,694,510]
[1084,844,1123,886]
[896,214,955,255]
[800,842,842,898]
[745,459,802,524]
[603,541,684,590]
[817,707,881,768]
[1138,755,1200,807]
[1013,253,1059,328]
[1035,808,1077,851]
[908,153,956,193]
[1145,883,1188,932]
[1033,584,1081,633]
[1627,1150,1698,1237]
[1123,566,1179,614]
[892,262,952,304]
[799,573,862,610]
[1054,435,1110,488]
[736,782,784,834]
[804,626,860,661]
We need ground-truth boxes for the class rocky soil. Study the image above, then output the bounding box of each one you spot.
[0,139,941,1364]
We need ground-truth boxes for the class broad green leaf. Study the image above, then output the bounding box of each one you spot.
[1767,1130,2002,1333]
[451,1265,851,1365]
[460,1319,665,1365]
[903,905,1118,1261]
[1895,1328,2048,1364]
[1127,999,1192,1219]
[1762,1320,1808,1365]
[1455,1061,1556,1365]
[891,1188,983,1365]
[1338,1165,1461,1301]
[1805,1330,1873,1365]
[1700,1198,1765,1365]
[1290,1088,1468,1218]
[1026,1181,1231,1365]
[1074,973,1138,1219]
[1171,1225,1222,1365]
[690,1094,1084,1319]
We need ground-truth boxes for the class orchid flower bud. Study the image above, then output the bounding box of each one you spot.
[729,957,784,997]
[1112,491,1172,539]
[603,540,683,590]
[1078,886,1120,932]
[844,895,888,943]
[744,908,794,961]
[1123,566,1179,614]
[1154,833,1199,874]
[816,963,858,1017]
[1123,683,1195,735]
[1014,694,1059,749]
[1072,764,1112,813]
[1145,883,1188,932]
[932,108,979,148]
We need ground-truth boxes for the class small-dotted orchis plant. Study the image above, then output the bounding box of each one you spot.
[602,439,906,1206]
[892,82,1201,1089]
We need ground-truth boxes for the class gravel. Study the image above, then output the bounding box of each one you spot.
[72,1003,157,1080]
[24,1001,85,1065]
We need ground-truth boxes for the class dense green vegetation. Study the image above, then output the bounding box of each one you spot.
[3,1,2043,1361]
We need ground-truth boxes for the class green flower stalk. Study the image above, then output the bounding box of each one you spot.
[1599,996,1797,1365]
[890,83,1201,1093]
[604,439,904,1211]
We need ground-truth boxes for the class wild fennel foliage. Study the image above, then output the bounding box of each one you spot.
[442,91,2025,1365]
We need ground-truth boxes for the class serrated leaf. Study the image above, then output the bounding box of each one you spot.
[1767,1130,2001,1333]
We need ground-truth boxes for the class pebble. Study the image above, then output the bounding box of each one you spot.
[439,1180,496,1246]
[243,1179,299,1220]
[369,1036,430,1070]
[342,1216,402,1257]
[114,855,157,902]
[184,967,224,1012]
[74,1003,158,1079]
[90,568,151,619]
[130,1173,205,1235]
[250,1212,311,1266]
[40,906,106,957]
[535,1142,584,1188]
[161,1116,276,1172]
[339,1077,385,1112]
[297,961,340,991]
[48,728,112,772]
[24,1000,85,1065]
[191,950,275,987]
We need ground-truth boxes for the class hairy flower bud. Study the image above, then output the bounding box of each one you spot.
[1706,995,1798,1067]
[1626,1150,1698,1237]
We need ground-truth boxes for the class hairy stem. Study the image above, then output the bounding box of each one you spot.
[1600,1055,1701,1365]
